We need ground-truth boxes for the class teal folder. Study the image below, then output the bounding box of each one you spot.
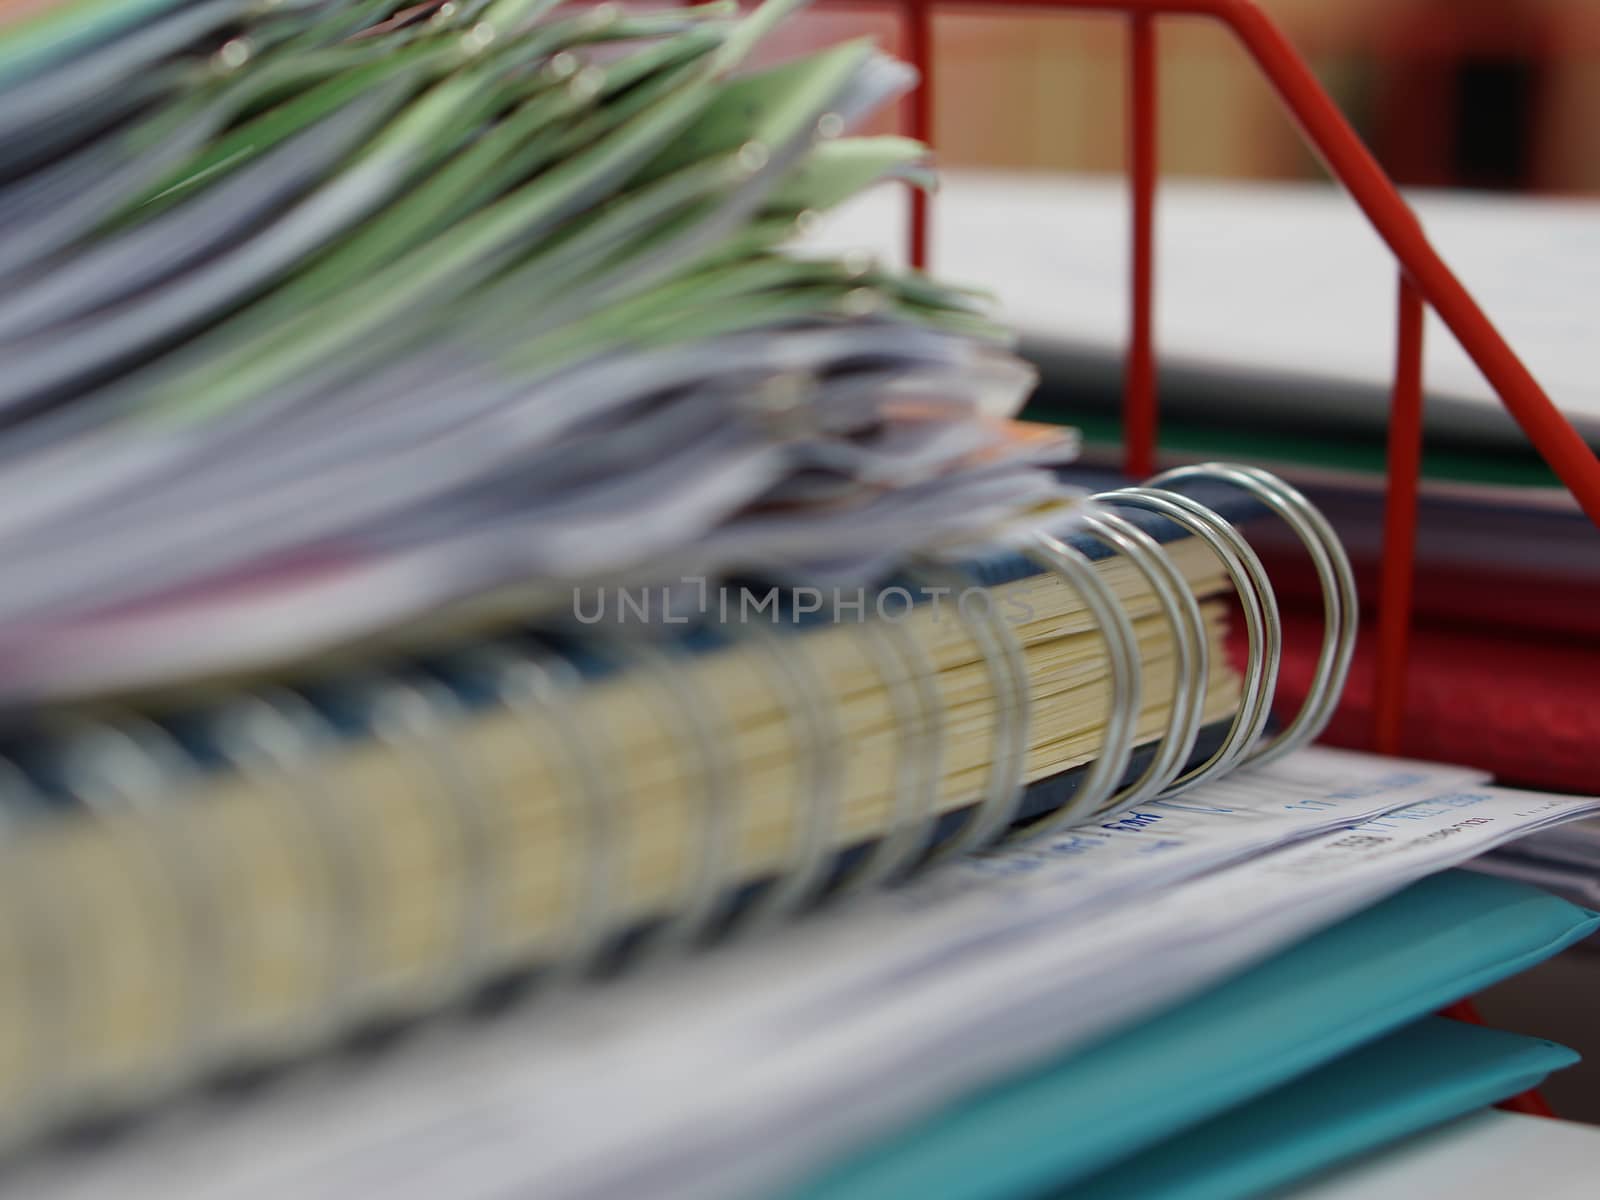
[1072,1015,1577,1200]
[785,871,1599,1200]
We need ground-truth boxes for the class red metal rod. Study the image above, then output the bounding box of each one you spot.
[904,0,934,269]
[838,0,1600,530]
[1374,275,1424,754]
[1502,1088,1560,1119]
[1124,10,1158,478]
[1211,0,1600,529]
[1439,1000,1483,1024]
[1441,999,1556,1117]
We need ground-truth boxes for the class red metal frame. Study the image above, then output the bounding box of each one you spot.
[1375,276,1425,754]
[1441,999,1557,1117]
[876,0,1600,1117]
[878,0,1600,758]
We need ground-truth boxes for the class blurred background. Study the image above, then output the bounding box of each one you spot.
[784,0,1600,194]
[4,0,1594,190]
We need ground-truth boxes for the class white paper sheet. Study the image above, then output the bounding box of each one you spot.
[809,172,1600,442]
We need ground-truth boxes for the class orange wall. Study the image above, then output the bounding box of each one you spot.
[791,0,1600,193]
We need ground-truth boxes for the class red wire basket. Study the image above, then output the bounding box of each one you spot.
[839,0,1600,760]
[848,0,1600,1118]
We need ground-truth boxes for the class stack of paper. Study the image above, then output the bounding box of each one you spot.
[1470,819,1600,913]
[0,0,1268,1157]
[6,7,1597,1197]
[806,170,1600,464]
[0,0,1078,702]
[13,747,1597,1199]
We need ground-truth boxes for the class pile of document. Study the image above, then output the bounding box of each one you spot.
[1473,819,1600,915]
[14,747,1600,1198]
[0,0,1076,702]
[6,4,1600,1197]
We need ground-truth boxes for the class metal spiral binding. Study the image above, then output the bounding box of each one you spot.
[906,559,1032,866]
[718,619,845,932]
[579,463,1352,941]
[599,637,741,957]
[1099,487,1281,793]
[1146,464,1357,766]
[827,613,947,894]
[1076,509,1209,811]
[1013,531,1144,832]
[201,688,361,1050]
[0,758,66,1151]
[358,671,499,1011]
[905,461,1354,853]
[1018,462,1353,832]
[0,693,374,1134]
[48,715,217,1110]
[448,641,623,982]
[1019,508,1214,826]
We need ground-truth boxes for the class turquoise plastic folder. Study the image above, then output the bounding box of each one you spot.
[786,870,1598,1200]
[1071,1015,1576,1200]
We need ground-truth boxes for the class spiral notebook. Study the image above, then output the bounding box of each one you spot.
[0,461,1362,1149]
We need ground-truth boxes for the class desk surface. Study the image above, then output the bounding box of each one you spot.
[1281,1111,1600,1199]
